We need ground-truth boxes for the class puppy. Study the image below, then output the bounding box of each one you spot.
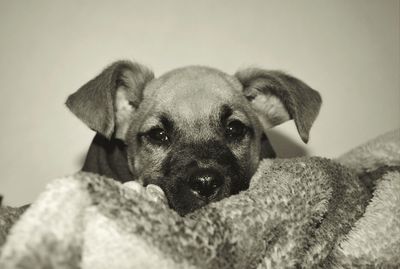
[66,60,321,215]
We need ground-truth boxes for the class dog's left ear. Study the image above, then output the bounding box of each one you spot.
[66,60,154,140]
[235,68,322,143]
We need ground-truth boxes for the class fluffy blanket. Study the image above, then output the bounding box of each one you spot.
[0,129,399,268]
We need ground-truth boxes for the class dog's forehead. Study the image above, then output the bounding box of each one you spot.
[145,66,242,101]
[143,66,243,119]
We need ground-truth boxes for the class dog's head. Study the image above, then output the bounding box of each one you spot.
[67,60,321,215]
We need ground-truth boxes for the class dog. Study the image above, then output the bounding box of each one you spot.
[66,60,321,215]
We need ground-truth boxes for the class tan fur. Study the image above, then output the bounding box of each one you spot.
[251,93,291,130]
[115,89,134,139]
[125,66,264,182]
[66,60,321,214]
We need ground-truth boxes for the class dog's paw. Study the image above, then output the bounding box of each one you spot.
[123,181,167,206]
[146,184,167,205]
[123,181,144,193]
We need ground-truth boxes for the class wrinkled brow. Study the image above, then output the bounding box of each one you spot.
[160,113,174,133]
[219,105,233,124]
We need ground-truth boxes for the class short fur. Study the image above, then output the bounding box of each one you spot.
[66,60,322,215]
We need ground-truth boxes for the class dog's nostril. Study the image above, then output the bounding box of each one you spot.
[189,169,223,198]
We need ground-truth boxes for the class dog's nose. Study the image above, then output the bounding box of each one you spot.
[189,169,223,198]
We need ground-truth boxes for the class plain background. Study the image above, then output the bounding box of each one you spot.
[0,0,399,206]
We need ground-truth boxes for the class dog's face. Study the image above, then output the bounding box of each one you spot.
[126,67,263,214]
[67,61,321,215]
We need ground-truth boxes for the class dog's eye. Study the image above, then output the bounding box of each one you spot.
[225,120,247,140]
[146,128,169,145]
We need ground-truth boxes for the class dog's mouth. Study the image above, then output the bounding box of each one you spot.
[154,141,248,215]
[190,187,221,202]
[159,173,232,216]
[166,190,227,216]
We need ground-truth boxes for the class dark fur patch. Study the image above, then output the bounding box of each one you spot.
[219,105,233,125]
[159,140,249,215]
[160,114,175,133]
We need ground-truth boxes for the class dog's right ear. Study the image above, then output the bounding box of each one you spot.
[235,68,322,143]
[66,60,154,140]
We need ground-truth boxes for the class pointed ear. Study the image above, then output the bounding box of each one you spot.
[66,60,154,140]
[235,68,322,143]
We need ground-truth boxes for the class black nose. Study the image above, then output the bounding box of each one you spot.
[189,168,224,198]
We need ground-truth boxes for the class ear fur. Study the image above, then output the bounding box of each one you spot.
[235,68,322,143]
[66,60,154,140]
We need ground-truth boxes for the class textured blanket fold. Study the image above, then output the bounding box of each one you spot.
[0,129,399,268]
